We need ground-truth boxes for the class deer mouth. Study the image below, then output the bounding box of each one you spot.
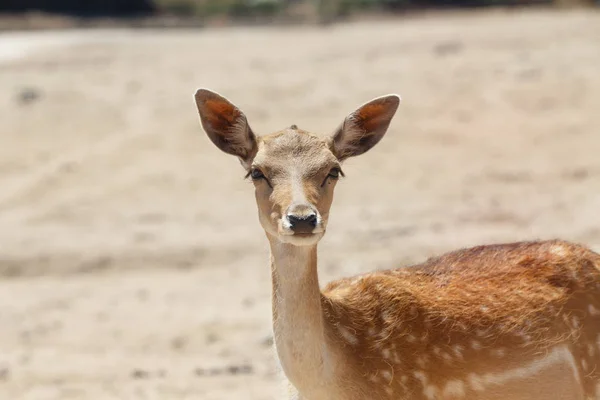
[279,231,324,246]
[279,228,325,237]
[280,231,318,238]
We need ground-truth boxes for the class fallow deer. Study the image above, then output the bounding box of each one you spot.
[194,88,600,400]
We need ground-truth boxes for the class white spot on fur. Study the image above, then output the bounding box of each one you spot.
[416,356,427,368]
[475,329,488,337]
[382,370,393,383]
[385,386,393,396]
[491,348,506,358]
[589,304,600,316]
[471,340,482,350]
[468,373,485,392]
[443,380,466,397]
[367,327,377,337]
[582,359,588,372]
[453,345,465,359]
[401,375,408,383]
[432,346,441,356]
[338,326,358,345]
[588,344,595,357]
[407,334,417,343]
[516,331,532,343]
[442,352,454,363]
[413,370,437,399]
[423,385,438,400]
[413,370,428,384]
[382,348,391,359]
[572,316,580,329]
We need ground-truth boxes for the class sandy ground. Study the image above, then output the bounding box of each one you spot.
[0,9,599,399]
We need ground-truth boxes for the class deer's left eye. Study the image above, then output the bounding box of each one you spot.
[250,168,265,180]
[328,168,340,179]
[322,167,342,187]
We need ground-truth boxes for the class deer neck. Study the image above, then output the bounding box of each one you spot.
[268,235,333,394]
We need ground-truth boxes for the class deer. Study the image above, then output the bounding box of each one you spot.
[193,88,600,400]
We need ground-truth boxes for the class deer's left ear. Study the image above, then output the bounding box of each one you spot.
[330,94,400,161]
[195,88,258,167]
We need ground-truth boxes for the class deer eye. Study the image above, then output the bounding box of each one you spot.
[322,167,343,187]
[250,168,265,180]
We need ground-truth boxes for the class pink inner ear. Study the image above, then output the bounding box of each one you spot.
[204,99,240,131]
[357,103,390,132]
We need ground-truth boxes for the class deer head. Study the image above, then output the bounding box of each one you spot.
[194,89,400,246]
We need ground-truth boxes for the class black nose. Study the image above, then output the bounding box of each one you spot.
[287,213,317,234]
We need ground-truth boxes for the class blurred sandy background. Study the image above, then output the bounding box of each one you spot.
[1,8,600,399]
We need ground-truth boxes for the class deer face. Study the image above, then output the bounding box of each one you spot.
[249,129,341,246]
[195,89,400,246]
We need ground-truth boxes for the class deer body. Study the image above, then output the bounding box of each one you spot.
[273,237,600,400]
[194,89,600,399]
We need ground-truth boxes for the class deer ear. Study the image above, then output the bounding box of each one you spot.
[194,89,258,167]
[330,94,400,161]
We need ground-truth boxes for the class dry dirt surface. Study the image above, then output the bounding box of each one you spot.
[0,9,599,400]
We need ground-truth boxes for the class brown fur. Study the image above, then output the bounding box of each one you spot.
[322,240,600,398]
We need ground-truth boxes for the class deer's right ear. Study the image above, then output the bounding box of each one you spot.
[195,89,258,167]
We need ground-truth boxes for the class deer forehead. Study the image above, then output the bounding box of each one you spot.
[253,129,338,176]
